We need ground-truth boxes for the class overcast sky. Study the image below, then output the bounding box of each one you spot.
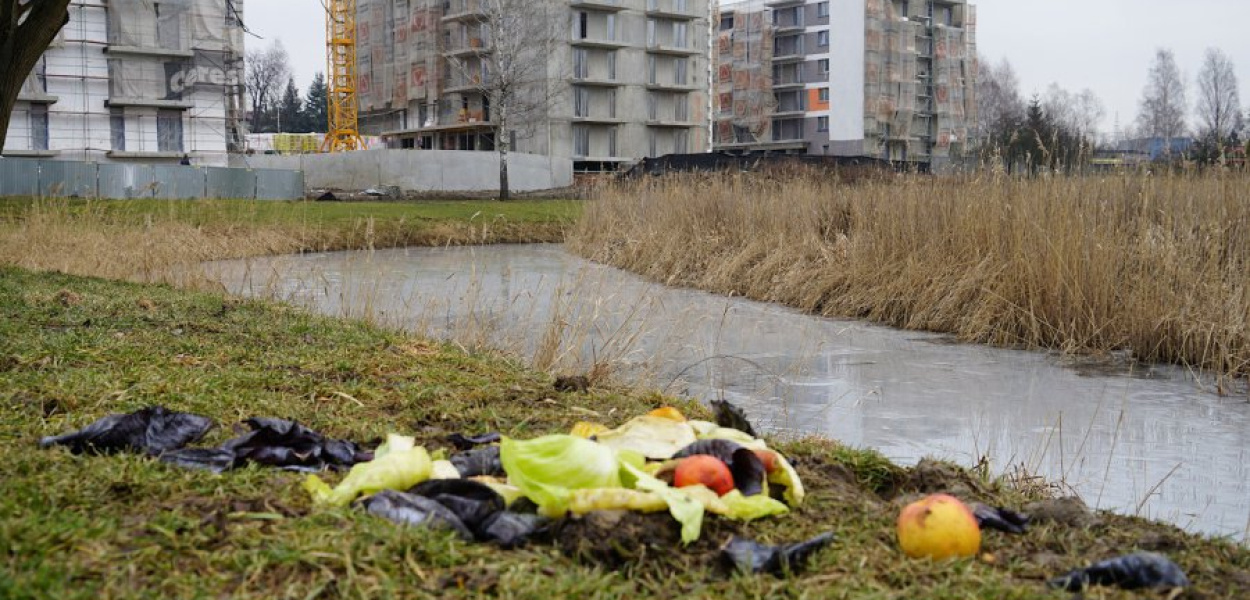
[245,0,1250,137]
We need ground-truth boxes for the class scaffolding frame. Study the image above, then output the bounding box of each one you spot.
[323,0,364,151]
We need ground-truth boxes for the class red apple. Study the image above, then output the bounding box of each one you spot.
[673,455,735,496]
[752,449,780,473]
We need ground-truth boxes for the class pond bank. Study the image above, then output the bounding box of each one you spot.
[4,267,1242,598]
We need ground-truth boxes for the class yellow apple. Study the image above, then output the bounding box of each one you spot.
[896,493,982,559]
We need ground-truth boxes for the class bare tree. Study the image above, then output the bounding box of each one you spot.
[445,0,563,200]
[245,41,291,134]
[0,0,71,152]
[1073,89,1106,143]
[974,55,1026,167]
[1042,84,1105,142]
[975,55,1025,143]
[1195,47,1241,147]
[1136,48,1187,157]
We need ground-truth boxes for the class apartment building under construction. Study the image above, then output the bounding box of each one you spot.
[355,0,711,171]
[4,0,245,166]
[715,0,976,170]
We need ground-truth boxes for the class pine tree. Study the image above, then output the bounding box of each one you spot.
[278,78,303,133]
[303,72,328,134]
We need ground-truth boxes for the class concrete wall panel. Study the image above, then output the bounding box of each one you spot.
[231,150,571,194]
[255,169,304,200]
[98,163,157,198]
[0,158,41,196]
[152,165,208,199]
[37,160,97,197]
[206,167,256,199]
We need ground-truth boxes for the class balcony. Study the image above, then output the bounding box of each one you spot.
[645,1,698,20]
[16,92,58,104]
[104,45,193,59]
[571,115,626,125]
[771,76,804,90]
[442,76,489,93]
[570,36,629,49]
[645,81,699,92]
[570,0,626,11]
[645,42,700,56]
[443,39,493,58]
[105,98,194,109]
[571,76,626,87]
[646,119,698,128]
[441,0,489,22]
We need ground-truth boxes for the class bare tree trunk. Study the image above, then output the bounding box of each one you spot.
[0,92,14,153]
[499,145,510,201]
[0,0,71,153]
[497,111,510,201]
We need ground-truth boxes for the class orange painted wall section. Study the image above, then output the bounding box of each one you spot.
[808,88,830,112]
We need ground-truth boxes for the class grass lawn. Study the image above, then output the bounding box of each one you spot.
[2,266,1246,599]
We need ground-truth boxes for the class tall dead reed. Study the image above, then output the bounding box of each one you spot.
[568,172,1250,381]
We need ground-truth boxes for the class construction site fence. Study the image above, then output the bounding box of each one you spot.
[0,158,303,200]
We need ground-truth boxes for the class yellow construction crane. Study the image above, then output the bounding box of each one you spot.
[322,0,364,152]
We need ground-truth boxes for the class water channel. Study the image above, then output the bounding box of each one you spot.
[202,244,1250,542]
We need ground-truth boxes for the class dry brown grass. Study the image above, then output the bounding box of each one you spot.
[568,172,1250,380]
[0,198,570,284]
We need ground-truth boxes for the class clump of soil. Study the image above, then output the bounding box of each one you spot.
[1025,497,1097,528]
[899,458,988,500]
[54,288,82,306]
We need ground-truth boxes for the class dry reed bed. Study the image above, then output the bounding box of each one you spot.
[568,173,1250,379]
[0,201,564,283]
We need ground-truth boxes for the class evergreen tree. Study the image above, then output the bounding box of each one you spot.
[303,72,328,134]
[278,78,303,133]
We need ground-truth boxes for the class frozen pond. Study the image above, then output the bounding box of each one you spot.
[202,244,1250,541]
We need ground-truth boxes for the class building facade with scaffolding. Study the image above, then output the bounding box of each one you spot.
[353,0,711,172]
[715,0,976,170]
[4,0,246,167]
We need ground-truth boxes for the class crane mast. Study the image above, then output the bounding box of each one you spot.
[323,0,364,152]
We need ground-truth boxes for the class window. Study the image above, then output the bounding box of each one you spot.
[674,129,688,154]
[110,107,126,151]
[29,104,48,151]
[608,89,617,118]
[720,13,734,31]
[818,58,829,75]
[608,127,617,156]
[818,87,829,102]
[647,130,657,157]
[647,92,658,120]
[606,14,616,40]
[646,19,656,45]
[817,30,828,47]
[673,94,688,121]
[575,12,588,39]
[607,50,617,79]
[673,58,688,85]
[673,22,688,47]
[573,124,589,156]
[817,116,829,131]
[574,86,589,117]
[817,2,829,18]
[573,48,588,78]
[647,55,657,84]
[157,109,183,152]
